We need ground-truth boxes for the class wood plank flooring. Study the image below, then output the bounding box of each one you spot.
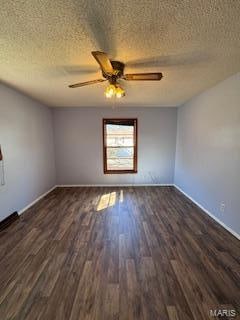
[0,186,239,320]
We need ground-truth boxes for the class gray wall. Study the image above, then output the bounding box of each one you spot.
[53,107,177,185]
[0,83,56,221]
[174,73,240,235]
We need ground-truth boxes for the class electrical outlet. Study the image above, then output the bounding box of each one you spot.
[220,202,225,213]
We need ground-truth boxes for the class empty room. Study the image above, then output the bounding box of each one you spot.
[0,1,240,319]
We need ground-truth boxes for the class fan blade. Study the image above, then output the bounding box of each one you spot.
[69,79,106,88]
[124,73,163,81]
[91,51,114,75]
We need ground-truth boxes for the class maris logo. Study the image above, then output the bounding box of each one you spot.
[209,309,237,318]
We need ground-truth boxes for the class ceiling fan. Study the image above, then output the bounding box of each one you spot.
[68,51,163,98]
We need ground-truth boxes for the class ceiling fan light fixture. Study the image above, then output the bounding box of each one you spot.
[115,85,125,98]
[105,84,116,98]
[104,84,125,98]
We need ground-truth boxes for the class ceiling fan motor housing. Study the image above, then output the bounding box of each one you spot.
[102,60,125,81]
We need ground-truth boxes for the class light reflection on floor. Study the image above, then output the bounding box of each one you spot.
[96,190,124,211]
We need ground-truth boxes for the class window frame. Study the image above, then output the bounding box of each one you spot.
[103,118,138,174]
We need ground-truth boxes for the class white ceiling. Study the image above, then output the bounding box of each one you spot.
[1,0,240,107]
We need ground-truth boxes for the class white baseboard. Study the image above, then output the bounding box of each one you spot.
[56,184,174,187]
[174,184,240,240]
[18,185,57,215]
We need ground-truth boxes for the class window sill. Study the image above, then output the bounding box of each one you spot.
[104,170,138,174]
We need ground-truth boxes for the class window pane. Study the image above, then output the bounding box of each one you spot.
[106,124,134,135]
[107,135,134,147]
[107,147,134,159]
[106,125,134,146]
[107,158,134,170]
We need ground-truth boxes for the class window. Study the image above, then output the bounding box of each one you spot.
[103,119,137,174]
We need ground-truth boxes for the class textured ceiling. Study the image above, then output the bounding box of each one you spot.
[1,0,240,107]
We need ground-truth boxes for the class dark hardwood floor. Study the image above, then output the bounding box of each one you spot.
[0,187,239,320]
